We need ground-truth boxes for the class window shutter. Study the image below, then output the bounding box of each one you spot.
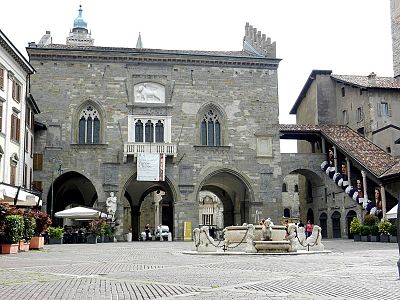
[33,153,43,171]
[388,103,392,117]
[0,105,2,132]
[32,181,43,192]
[12,81,16,99]
[16,117,20,142]
[377,103,382,117]
[0,68,3,90]
[11,114,15,140]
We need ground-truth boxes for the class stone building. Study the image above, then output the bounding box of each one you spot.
[27,6,283,240]
[281,174,300,221]
[281,1,400,238]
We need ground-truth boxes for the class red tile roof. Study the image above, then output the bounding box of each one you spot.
[331,74,400,89]
[280,124,400,178]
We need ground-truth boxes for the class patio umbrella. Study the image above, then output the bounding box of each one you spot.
[54,206,103,220]
[386,204,398,219]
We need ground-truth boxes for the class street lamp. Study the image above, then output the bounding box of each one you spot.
[50,158,63,220]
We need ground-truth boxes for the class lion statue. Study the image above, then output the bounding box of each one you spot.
[261,218,273,241]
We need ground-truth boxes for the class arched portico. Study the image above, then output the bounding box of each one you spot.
[122,174,177,241]
[47,171,98,226]
[196,168,254,227]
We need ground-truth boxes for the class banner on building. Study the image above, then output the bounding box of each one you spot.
[137,153,165,181]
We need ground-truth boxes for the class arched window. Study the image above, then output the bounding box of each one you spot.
[78,105,101,144]
[282,183,287,192]
[135,120,143,142]
[294,184,299,192]
[145,120,154,142]
[155,121,164,143]
[201,110,221,146]
[283,208,291,218]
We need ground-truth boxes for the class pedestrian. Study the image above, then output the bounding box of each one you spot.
[298,220,304,228]
[157,224,163,242]
[306,220,313,238]
[144,224,150,241]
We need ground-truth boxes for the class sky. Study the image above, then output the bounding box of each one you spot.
[0,0,394,152]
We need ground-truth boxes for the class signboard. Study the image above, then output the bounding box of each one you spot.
[137,153,165,181]
[183,221,192,241]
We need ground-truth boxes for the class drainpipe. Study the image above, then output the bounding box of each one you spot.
[380,185,386,219]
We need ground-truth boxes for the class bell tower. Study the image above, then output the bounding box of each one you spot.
[66,5,94,46]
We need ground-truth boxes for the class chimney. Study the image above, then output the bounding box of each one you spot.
[368,72,376,79]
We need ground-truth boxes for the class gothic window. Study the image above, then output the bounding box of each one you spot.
[201,110,221,146]
[78,105,101,144]
[145,120,154,142]
[283,208,291,218]
[155,121,164,143]
[282,183,287,192]
[135,120,143,142]
[294,184,299,192]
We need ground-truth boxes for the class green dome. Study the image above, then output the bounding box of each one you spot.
[73,5,87,29]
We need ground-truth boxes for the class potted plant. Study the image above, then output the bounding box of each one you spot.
[20,214,36,251]
[369,225,380,242]
[102,223,113,242]
[87,219,103,244]
[389,224,397,243]
[30,210,51,249]
[350,217,361,241]
[1,215,24,254]
[378,218,391,243]
[360,225,370,242]
[48,227,64,244]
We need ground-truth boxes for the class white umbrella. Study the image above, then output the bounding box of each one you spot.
[386,204,398,219]
[55,206,103,220]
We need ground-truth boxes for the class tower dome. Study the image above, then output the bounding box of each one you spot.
[73,5,87,29]
[66,5,94,46]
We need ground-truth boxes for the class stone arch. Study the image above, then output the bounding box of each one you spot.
[346,210,357,239]
[319,212,328,238]
[46,171,99,226]
[121,173,178,241]
[331,211,342,238]
[196,102,228,146]
[72,99,106,144]
[196,167,255,227]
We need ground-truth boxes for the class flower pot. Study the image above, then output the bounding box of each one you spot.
[353,234,361,242]
[390,236,397,243]
[1,244,19,254]
[361,235,369,242]
[369,235,379,242]
[49,238,62,244]
[380,235,389,243]
[87,234,98,244]
[30,236,44,249]
[19,241,30,252]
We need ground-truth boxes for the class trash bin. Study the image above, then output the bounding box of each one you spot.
[167,232,172,241]
[126,232,132,242]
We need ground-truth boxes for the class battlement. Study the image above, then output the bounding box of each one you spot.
[243,23,276,58]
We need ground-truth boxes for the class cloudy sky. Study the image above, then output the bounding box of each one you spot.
[0,0,394,151]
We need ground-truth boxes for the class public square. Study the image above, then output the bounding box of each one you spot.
[0,240,399,299]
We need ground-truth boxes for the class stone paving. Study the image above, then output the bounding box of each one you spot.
[0,240,399,299]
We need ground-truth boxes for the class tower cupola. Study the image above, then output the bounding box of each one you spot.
[73,5,88,30]
[66,5,94,46]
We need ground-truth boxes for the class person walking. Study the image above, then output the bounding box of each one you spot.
[306,220,313,238]
[144,224,150,241]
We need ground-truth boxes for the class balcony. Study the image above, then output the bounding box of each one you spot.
[124,142,177,161]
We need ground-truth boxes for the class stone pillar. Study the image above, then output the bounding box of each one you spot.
[346,158,351,183]
[321,137,326,154]
[380,185,387,219]
[361,170,368,200]
[333,146,338,173]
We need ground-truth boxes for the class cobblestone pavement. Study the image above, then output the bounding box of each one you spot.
[0,239,399,299]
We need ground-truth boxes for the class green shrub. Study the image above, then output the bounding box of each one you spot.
[364,214,378,226]
[102,223,113,237]
[2,215,24,244]
[389,224,397,236]
[350,217,361,235]
[360,225,370,236]
[48,227,64,239]
[23,216,36,242]
[370,225,379,236]
[378,218,392,235]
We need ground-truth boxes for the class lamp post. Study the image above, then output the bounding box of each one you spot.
[50,158,63,220]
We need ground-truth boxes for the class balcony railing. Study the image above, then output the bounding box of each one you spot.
[124,142,177,158]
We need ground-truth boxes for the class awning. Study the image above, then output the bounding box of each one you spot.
[55,206,106,220]
[386,204,398,219]
[0,184,40,206]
